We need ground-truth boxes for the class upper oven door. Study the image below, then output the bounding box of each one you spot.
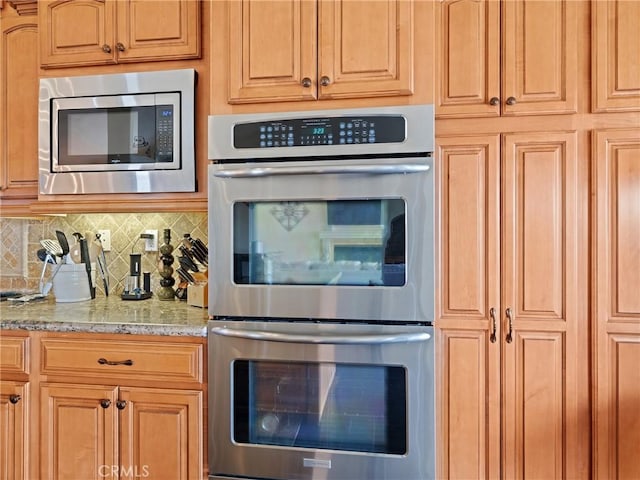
[208,156,434,323]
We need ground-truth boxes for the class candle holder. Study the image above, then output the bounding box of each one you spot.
[157,228,176,300]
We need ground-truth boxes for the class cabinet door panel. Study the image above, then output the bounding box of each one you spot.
[436,135,500,479]
[228,0,317,104]
[115,0,200,63]
[119,387,203,480]
[502,131,582,479]
[502,0,577,115]
[39,0,116,67]
[592,1,640,112]
[0,381,28,480]
[593,129,640,479]
[318,0,413,99]
[40,383,118,479]
[436,0,500,117]
[0,16,38,199]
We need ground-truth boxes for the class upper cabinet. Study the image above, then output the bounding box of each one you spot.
[0,5,39,208]
[436,0,578,118]
[39,0,200,69]
[592,0,640,112]
[227,0,414,104]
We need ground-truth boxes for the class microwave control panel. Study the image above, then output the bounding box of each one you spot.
[155,105,174,161]
[233,115,407,149]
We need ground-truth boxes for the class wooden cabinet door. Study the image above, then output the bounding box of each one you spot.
[115,0,200,63]
[0,11,38,200]
[501,131,584,478]
[227,0,317,104]
[502,0,577,116]
[318,0,413,100]
[118,387,203,480]
[436,134,501,479]
[435,0,500,118]
[39,0,116,68]
[437,0,577,117]
[592,1,640,112]
[0,381,28,480]
[592,129,640,480]
[40,383,118,479]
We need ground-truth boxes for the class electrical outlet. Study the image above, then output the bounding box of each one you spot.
[97,230,111,251]
[144,229,158,252]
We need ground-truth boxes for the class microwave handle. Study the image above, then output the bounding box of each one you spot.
[210,326,431,344]
[212,163,430,178]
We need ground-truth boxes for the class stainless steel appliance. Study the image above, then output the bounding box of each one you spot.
[207,105,435,480]
[39,68,196,194]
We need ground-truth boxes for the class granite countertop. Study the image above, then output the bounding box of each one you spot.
[0,295,209,337]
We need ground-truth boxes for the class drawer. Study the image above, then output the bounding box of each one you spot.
[41,338,203,383]
[0,335,30,375]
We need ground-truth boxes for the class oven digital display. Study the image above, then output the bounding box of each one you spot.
[232,115,406,148]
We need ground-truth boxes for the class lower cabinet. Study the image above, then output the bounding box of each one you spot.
[40,383,202,480]
[0,381,29,480]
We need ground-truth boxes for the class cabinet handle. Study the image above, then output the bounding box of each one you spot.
[9,394,21,404]
[116,42,125,52]
[102,44,112,54]
[116,400,127,410]
[320,76,331,87]
[505,307,514,343]
[506,96,517,106]
[301,77,312,88]
[489,97,500,106]
[100,399,111,409]
[98,357,134,366]
[489,307,497,343]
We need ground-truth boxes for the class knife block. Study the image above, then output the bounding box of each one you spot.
[187,282,208,308]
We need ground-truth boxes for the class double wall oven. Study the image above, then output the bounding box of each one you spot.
[207,105,435,480]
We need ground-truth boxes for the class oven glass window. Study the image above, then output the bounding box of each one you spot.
[233,360,407,454]
[233,199,406,286]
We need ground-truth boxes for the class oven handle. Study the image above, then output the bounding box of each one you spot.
[213,163,430,178]
[210,326,431,344]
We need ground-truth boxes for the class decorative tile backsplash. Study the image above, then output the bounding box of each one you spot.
[0,213,207,295]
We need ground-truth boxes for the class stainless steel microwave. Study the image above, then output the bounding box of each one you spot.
[38,69,196,195]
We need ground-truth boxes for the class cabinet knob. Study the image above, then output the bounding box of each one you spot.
[506,96,517,106]
[320,76,331,87]
[301,77,312,88]
[116,42,125,52]
[102,44,112,54]
[116,400,127,410]
[9,394,21,404]
[100,399,111,409]
[489,97,500,106]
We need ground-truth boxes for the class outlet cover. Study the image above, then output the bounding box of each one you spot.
[144,230,158,252]
[97,230,111,251]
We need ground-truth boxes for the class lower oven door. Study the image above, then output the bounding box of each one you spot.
[208,320,435,480]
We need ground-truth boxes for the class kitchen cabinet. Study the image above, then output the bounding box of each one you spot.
[435,0,577,118]
[226,0,413,104]
[38,334,205,480]
[0,4,38,209]
[0,332,30,480]
[592,0,640,112]
[592,128,640,480]
[39,0,200,68]
[436,132,588,478]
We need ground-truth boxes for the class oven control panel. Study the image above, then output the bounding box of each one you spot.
[232,115,406,149]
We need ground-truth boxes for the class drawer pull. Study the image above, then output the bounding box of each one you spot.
[100,399,111,409]
[116,400,127,410]
[9,394,21,404]
[98,357,134,366]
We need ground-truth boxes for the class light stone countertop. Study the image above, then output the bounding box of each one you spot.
[0,295,209,337]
